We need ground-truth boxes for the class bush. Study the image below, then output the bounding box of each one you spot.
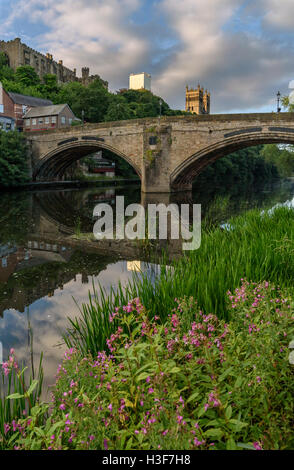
[0,131,30,187]
[3,280,294,450]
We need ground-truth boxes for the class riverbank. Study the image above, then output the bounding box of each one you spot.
[1,278,293,450]
[0,192,294,450]
[64,205,294,355]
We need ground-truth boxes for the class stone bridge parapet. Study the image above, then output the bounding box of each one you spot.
[25,113,294,193]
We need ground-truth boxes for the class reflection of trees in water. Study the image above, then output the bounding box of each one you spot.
[0,192,33,244]
[193,179,294,227]
[34,186,141,233]
[0,250,116,317]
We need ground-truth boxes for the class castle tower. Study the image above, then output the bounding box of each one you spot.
[81,67,90,86]
[185,84,210,115]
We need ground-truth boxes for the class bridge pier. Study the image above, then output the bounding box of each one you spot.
[141,124,175,193]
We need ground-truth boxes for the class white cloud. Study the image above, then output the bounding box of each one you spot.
[262,0,294,30]
[152,0,294,112]
[1,0,294,112]
[1,0,148,90]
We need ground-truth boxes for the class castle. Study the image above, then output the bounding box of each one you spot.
[185,84,210,114]
[0,38,108,88]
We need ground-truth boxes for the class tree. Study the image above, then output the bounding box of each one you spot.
[55,79,110,122]
[0,131,30,187]
[15,66,40,87]
[261,144,294,177]
[104,101,133,121]
[42,74,60,96]
[0,53,15,81]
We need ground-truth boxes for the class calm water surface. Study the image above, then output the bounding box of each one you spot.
[0,178,293,394]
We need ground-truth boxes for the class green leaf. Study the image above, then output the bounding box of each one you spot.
[169,367,181,374]
[226,437,237,450]
[26,379,39,397]
[49,421,65,436]
[34,427,46,438]
[229,419,248,432]
[204,428,224,440]
[136,372,152,382]
[218,367,234,382]
[225,405,232,420]
[235,376,243,388]
[187,391,200,404]
[237,443,256,450]
[125,437,133,450]
[6,393,24,400]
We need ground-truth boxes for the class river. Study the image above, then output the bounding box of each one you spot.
[0,178,293,395]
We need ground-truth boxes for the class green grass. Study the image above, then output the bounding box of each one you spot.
[64,206,294,356]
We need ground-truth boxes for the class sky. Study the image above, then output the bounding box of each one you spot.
[0,0,294,114]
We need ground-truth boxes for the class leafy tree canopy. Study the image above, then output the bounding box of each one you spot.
[0,131,30,187]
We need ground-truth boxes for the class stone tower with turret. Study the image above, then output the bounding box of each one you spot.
[185,84,210,114]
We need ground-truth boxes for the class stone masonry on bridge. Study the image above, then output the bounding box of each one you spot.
[25,112,294,193]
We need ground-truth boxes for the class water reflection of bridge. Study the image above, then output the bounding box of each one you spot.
[0,239,115,316]
[30,189,186,259]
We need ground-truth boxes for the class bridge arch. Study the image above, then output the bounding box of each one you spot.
[33,139,141,181]
[171,131,294,190]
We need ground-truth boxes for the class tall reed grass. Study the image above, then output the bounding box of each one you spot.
[64,206,294,356]
[0,353,44,447]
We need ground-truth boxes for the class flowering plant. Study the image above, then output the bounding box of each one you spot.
[3,281,294,450]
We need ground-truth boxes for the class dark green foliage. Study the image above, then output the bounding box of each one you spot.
[195,146,279,189]
[261,144,294,177]
[55,79,110,122]
[0,58,187,124]
[15,66,40,87]
[0,131,29,187]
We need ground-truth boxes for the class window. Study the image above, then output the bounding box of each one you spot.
[25,119,30,127]
[69,118,72,125]
[1,258,7,268]
[32,119,37,126]
[45,117,50,124]
[51,116,57,124]
[0,104,3,113]
[149,136,157,146]
[6,123,11,130]
[61,116,66,124]
[22,105,28,114]
[39,118,43,124]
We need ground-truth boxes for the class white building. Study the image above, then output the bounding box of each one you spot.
[129,72,151,91]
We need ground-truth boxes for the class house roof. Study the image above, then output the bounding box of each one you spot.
[23,104,71,118]
[0,115,15,122]
[8,92,53,107]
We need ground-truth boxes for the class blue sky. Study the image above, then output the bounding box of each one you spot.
[1,0,294,113]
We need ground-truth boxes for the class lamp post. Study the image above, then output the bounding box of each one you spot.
[277,91,281,113]
[82,110,85,126]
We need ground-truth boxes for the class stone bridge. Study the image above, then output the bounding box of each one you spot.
[26,113,294,193]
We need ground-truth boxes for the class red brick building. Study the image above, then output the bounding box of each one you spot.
[7,92,53,131]
[0,82,15,131]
